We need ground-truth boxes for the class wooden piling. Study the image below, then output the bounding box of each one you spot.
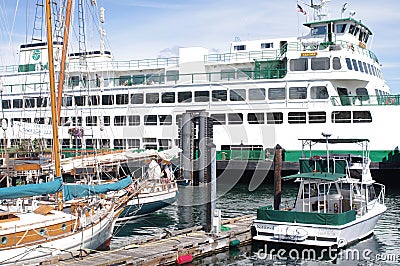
[274,144,282,210]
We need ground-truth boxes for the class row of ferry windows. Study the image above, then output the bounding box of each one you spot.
[1,86,331,109]
[9,111,371,127]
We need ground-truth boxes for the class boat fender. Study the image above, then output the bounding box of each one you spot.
[386,98,395,105]
[229,239,241,248]
[176,254,193,265]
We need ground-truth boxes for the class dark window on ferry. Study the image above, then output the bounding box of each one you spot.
[345,58,353,70]
[353,111,372,123]
[100,139,110,149]
[268,88,286,100]
[249,88,266,100]
[131,93,144,104]
[349,24,356,35]
[128,115,140,126]
[62,139,70,149]
[24,98,36,108]
[132,75,145,85]
[289,87,307,100]
[88,95,99,106]
[352,59,359,71]
[22,118,31,123]
[75,96,86,106]
[358,61,364,73]
[144,115,158,125]
[248,113,264,124]
[288,112,306,124]
[336,24,347,33]
[72,117,82,126]
[261,42,274,49]
[127,139,140,149]
[146,93,159,104]
[195,91,210,102]
[102,116,110,126]
[265,112,283,124]
[116,94,129,105]
[101,95,113,105]
[161,92,175,103]
[176,114,182,125]
[86,116,97,126]
[212,90,227,101]
[311,26,326,36]
[228,113,243,125]
[62,96,72,107]
[114,116,126,126]
[34,118,45,124]
[309,112,326,123]
[37,97,47,107]
[13,99,23,108]
[2,100,10,109]
[211,114,226,125]
[234,45,246,51]
[159,139,171,150]
[290,58,308,71]
[159,115,172,125]
[166,70,179,82]
[310,86,329,99]
[333,57,341,70]
[362,62,369,75]
[331,111,351,123]
[178,91,192,103]
[114,139,126,150]
[221,69,235,80]
[230,89,246,101]
[69,76,80,87]
[356,88,370,101]
[311,57,330,70]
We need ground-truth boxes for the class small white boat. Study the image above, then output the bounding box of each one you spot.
[253,137,386,248]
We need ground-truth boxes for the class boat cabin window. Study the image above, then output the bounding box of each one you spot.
[311,26,327,36]
[178,91,192,103]
[75,96,86,106]
[212,90,227,102]
[116,94,129,105]
[227,113,243,125]
[102,95,113,105]
[345,58,353,70]
[356,88,369,100]
[367,185,376,201]
[289,87,307,99]
[308,112,326,123]
[114,139,126,149]
[100,139,110,149]
[249,88,266,100]
[288,112,306,124]
[351,59,359,71]
[37,97,48,107]
[234,45,246,51]
[72,117,82,126]
[88,95,99,106]
[268,88,286,100]
[311,57,330,70]
[159,139,172,150]
[114,116,127,126]
[86,116,97,126]
[349,24,356,35]
[266,112,283,124]
[69,76,80,87]
[248,113,264,124]
[127,139,140,149]
[62,96,72,107]
[144,115,157,126]
[290,58,308,71]
[159,115,172,125]
[146,93,159,104]
[230,89,246,101]
[332,111,351,123]
[358,61,364,73]
[333,57,341,70]
[102,116,111,126]
[86,139,96,149]
[162,92,175,103]
[336,24,347,33]
[363,62,369,74]
[261,42,274,49]
[310,86,329,99]
[194,91,210,102]
[211,114,226,125]
[62,139,70,148]
[131,93,144,104]
[302,183,318,198]
[353,111,372,123]
[13,99,23,108]
[128,115,140,126]
[1,100,10,109]
[132,75,144,85]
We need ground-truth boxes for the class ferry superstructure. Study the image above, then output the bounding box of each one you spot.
[0,1,397,162]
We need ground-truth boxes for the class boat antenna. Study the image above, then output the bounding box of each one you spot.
[341,2,348,18]
[322,132,331,173]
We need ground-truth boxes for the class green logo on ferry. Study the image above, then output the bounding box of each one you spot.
[32,49,41,61]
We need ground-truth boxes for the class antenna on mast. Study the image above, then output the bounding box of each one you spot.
[341,2,348,18]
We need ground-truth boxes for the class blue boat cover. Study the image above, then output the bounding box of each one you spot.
[0,177,63,200]
[63,176,132,201]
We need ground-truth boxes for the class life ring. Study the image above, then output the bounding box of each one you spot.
[386,98,395,105]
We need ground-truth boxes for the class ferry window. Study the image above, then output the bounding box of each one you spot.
[353,111,372,123]
[127,139,140,149]
[234,45,246,51]
[102,95,114,105]
[131,93,144,104]
[116,94,129,105]
[363,62,369,75]
[144,115,158,125]
[1,100,10,109]
[75,96,86,106]
[114,116,126,126]
[358,61,364,73]
[336,24,347,33]
[195,91,210,102]
[146,74,160,85]
[212,90,227,102]
[178,91,192,103]
[230,89,246,101]
[311,57,330,70]
[37,97,47,107]
[34,118,44,124]
[72,117,82,126]
[114,139,126,150]
[308,112,326,123]
[119,76,131,86]
[159,115,172,125]
[367,185,376,201]
[249,88,266,100]
[367,64,373,75]
[13,99,23,108]
[248,113,264,124]
[353,27,360,37]
[364,32,370,43]
[88,95,99,106]
[290,58,308,71]
[86,139,96,149]
[146,93,159,104]
[333,57,341,70]
[102,116,111,126]
[86,116,97,126]
[22,118,31,123]
[132,75,145,85]
[221,69,235,80]
[345,58,353,70]
[158,139,171,150]
[288,112,306,124]
[62,96,72,107]
[351,59,359,71]
[310,86,329,99]
[62,139,70,149]
[266,112,283,124]
[359,31,365,42]
[211,114,226,125]
[268,88,286,100]
[24,98,36,108]
[349,24,356,35]
[331,111,351,123]
[289,87,307,100]
[128,115,140,126]
[238,68,252,79]
[144,144,157,149]
[166,70,179,82]
[311,26,327,36]
[161,92,175,103]
[100,139,110,149]
[69,76,80,87]
[228,113,243,125]
[261,42,274,49]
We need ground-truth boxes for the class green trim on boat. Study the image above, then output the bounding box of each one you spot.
[283,172,346,181]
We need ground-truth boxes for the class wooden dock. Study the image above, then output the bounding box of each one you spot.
[33,215,255,266]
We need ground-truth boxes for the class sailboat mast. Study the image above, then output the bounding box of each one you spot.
[45,0,61,177]
[57,0,73,125]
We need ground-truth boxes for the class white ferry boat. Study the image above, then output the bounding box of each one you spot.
[0,1,398,163]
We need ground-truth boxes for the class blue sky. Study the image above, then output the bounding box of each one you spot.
[1,0,399,92]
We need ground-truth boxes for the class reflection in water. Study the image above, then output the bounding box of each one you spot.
[111,181,400,265]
